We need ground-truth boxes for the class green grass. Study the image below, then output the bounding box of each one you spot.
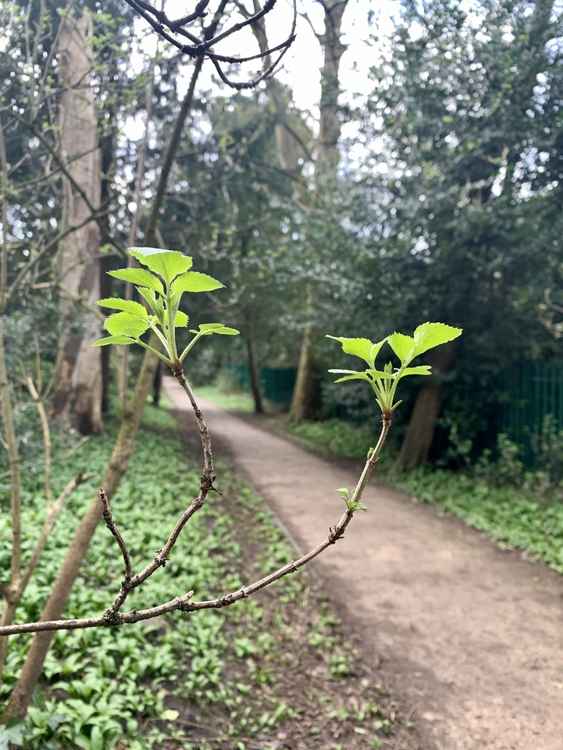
[0,405,406,750]
[392,468,563,573]
[195,385,254,413]
[287,418,378,460]
[284,417,563,574]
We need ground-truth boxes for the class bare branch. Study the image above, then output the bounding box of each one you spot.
[24,377,52,504]
[0,384,391,638]
[99,489,132,585]
[122,0,297,89]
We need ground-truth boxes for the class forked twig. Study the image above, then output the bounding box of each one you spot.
[0,361,391,637]
[122,0,297,90]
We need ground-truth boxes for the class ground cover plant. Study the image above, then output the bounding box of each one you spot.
[0,402,417,750]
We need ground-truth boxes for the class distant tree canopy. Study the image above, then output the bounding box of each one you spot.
[1,0,561,461]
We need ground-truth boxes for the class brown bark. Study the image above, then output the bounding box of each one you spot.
[245,333,264,414]
[289,0,348,421]
[316,0,348,180]
[152,360,163,406]
[397,344,457,470]
[51,11,103,434]
[3,350,158,721]
[0,122,21,677]
[289,322,314,421]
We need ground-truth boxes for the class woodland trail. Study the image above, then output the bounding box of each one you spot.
[165,378,563,750]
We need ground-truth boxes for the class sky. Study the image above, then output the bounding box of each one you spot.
[147,0,401,126]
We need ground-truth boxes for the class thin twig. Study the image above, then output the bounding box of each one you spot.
[101,367,215,621]
[99,489,132,585]
[121,0,296,89]
[0,402,391,636]
[25,376,52,504]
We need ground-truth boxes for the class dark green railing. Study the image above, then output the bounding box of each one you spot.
[223,364,296,408]
[502,361,563,458]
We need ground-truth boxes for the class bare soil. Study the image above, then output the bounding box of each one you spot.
[165,378,563,750]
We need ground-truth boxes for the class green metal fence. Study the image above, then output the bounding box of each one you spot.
[502,361,563,456]
[223,364,296,408]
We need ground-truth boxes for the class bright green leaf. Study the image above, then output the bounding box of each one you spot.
[328,369,371,384]
[108,268,164,295]
[104,312,149,339]
[93,335,135,346]
[399,365,432,378]
[174,310,189,327]
[97,298,148,317]
[198,323,228,331]
[196,323,239,336]
[413,322,462,357]
[129,247,192,284]
[172,271,224,294]
[137,287,156,311]
[387,332,415,364]
[326,336,384,367]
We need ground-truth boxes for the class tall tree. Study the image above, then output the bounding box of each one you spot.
[51,11,103,434]
[290,0,349,420]
[359,0,561,467]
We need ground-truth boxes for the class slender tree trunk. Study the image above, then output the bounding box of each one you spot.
[118,51,158,407]
[290,0,348,421]
[245,333,264,414]
[51,11,103,434]
[397,344,457,470]
[99,75,117,416]
[152,360,162,406]
[289,322,313,422]
[0,121,21,677]
[0,315,21,676]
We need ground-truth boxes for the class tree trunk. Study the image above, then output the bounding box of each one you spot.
[397,344,457,470]
[118,52,158,408]
[289,322,314,421]
[289,0,348,421]
[152,360,162,406]
[245,333,264,414]
[0,121,21,677]
[3,350,158,722]
[51,11,103,434]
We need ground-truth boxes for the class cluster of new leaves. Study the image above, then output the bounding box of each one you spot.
[94,247,239,365]
[328,323,462,416]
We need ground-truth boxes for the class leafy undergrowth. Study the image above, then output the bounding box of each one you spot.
[392,469,563,573]
[287,419,376,460]
[283,418,563,574]
[0,406,416,750]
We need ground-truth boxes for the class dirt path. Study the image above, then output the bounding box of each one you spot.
[165,378,563,750]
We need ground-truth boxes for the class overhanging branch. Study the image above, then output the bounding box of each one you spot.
[123,0,297,89]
